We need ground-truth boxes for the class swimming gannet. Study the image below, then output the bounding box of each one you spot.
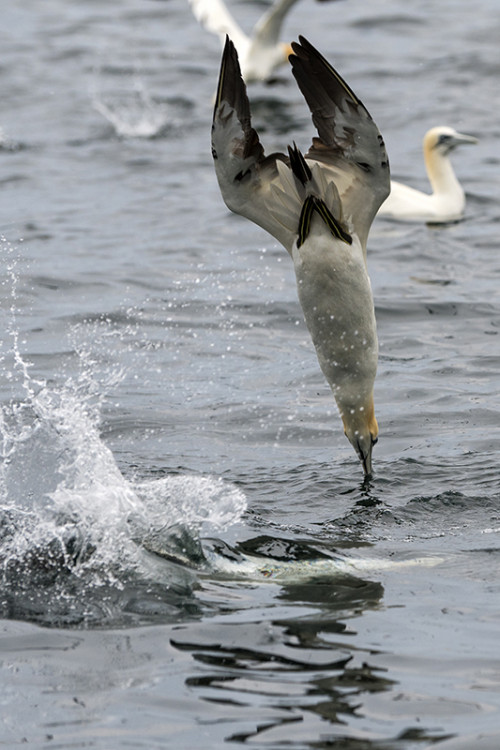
[378,126,478,223]
[212,36,390,476]
[189,0,335,83]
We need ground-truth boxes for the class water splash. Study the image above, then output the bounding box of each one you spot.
[0,241,247,625]
[91,77,172,138]
[0,375,246,575]
[0,127,19,152]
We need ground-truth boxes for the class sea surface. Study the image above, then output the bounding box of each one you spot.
[1,0,499,747]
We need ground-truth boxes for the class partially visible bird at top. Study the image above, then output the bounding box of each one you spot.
[189,0,338,83]
[211,35,390,476]
[378,126,478,223]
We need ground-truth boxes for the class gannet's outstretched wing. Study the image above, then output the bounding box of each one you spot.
[212,36,389,255]
[211,37,297,251]
[252,0,300,48]
[289,36,390,248]
[189,0,250,57]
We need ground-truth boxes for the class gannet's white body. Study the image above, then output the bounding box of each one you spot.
[378,126,477,223]
[189,0,332,83]
[293,228,378,448]
[211,36,390,476]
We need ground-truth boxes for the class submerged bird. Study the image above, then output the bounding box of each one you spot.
[189,0,336,83]
[378,126,478,223]
[212,36,390,476]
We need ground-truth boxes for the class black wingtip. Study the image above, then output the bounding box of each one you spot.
[212,35,265,167]
[289,35,316,64]
[214,35,248,122]
[289,35,362,109]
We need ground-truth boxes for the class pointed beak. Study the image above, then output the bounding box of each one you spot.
[356,438,373,478]
[453,132,479,146]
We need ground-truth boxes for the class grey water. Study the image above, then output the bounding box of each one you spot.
[0,0,499,747]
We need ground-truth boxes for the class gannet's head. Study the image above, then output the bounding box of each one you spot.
[340,395,378,478]
[425,126,478,156]
[282,42,295,64]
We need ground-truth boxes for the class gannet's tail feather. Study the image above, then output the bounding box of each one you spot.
[288,142,352,247]
[288,141,312,186]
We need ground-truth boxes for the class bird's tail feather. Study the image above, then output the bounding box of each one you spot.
[288,143,352,247]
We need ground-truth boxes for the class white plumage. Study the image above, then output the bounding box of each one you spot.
[378,126,478,223]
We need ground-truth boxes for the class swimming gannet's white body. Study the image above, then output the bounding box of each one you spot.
[206,548,444,581]
[189,0,333,83]
[378,126,478,223]
[211,37,390,476]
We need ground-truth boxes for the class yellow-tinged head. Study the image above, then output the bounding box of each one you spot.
[340,394,378,477]
[283,42,295,63]
[424,125,478,157]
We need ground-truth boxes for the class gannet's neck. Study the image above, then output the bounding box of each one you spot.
[423,136,463,201]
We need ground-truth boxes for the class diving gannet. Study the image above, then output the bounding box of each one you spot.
[189,0,336,83]
[378,126,477,223]
[212,36,390,476]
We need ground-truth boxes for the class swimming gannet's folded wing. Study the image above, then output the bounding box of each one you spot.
[289,36,390,249]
